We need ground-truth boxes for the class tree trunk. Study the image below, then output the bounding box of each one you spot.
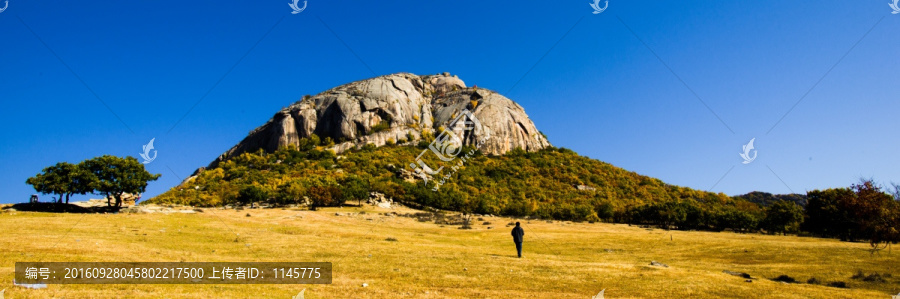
[65,193,71,204]
[107,194,112,207]
[57,194,63,204]
[115,193,123,207]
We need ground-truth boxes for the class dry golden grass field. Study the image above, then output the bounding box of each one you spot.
[1,204,899,298]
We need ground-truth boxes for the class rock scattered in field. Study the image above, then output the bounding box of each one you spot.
[723,270,752,279]
[13,279,47,289]
[851,270,890,283]
[826,281,847,288]
[122,205,196,214]
[367,192,394,209]
[362,283,368,287]
[772,275,796,283]
[650,261,668,268]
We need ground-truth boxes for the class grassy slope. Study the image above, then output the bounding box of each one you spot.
[1,206,898,298]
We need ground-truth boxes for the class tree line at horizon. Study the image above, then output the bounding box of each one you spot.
[26,155,161,207]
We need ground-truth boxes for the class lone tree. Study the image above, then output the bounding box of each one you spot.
[340,175,369,206]
[307,185,343,211]
[851,180,900,251]
[26,162,95,204]
[82,155,161,207]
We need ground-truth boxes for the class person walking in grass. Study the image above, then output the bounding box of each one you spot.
[511,222,525,258]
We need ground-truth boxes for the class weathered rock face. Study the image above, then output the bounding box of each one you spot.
[207,73,550,168]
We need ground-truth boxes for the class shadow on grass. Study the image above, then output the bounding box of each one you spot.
[5,202,121,213]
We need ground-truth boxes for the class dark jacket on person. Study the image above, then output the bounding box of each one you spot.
[511,226,524,243]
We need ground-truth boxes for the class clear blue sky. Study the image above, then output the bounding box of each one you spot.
[1,1,898,203]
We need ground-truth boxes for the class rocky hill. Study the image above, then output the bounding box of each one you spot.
[206,73,550,168]
[150,73,771,225]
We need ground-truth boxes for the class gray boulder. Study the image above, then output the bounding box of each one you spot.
[206,72,550,168]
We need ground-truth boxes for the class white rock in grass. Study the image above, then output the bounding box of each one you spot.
[362,283,368,287]
[13,279,47,289]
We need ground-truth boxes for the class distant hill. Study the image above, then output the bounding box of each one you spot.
[733,191,807,207]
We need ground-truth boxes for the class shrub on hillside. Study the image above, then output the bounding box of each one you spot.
[237,185,269,206]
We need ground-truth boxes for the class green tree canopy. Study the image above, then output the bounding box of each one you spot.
[237,185,270,206]
[340,175,370,206]
[762,200,804,235]
[82,155,161,207]
[26,162,96,204]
